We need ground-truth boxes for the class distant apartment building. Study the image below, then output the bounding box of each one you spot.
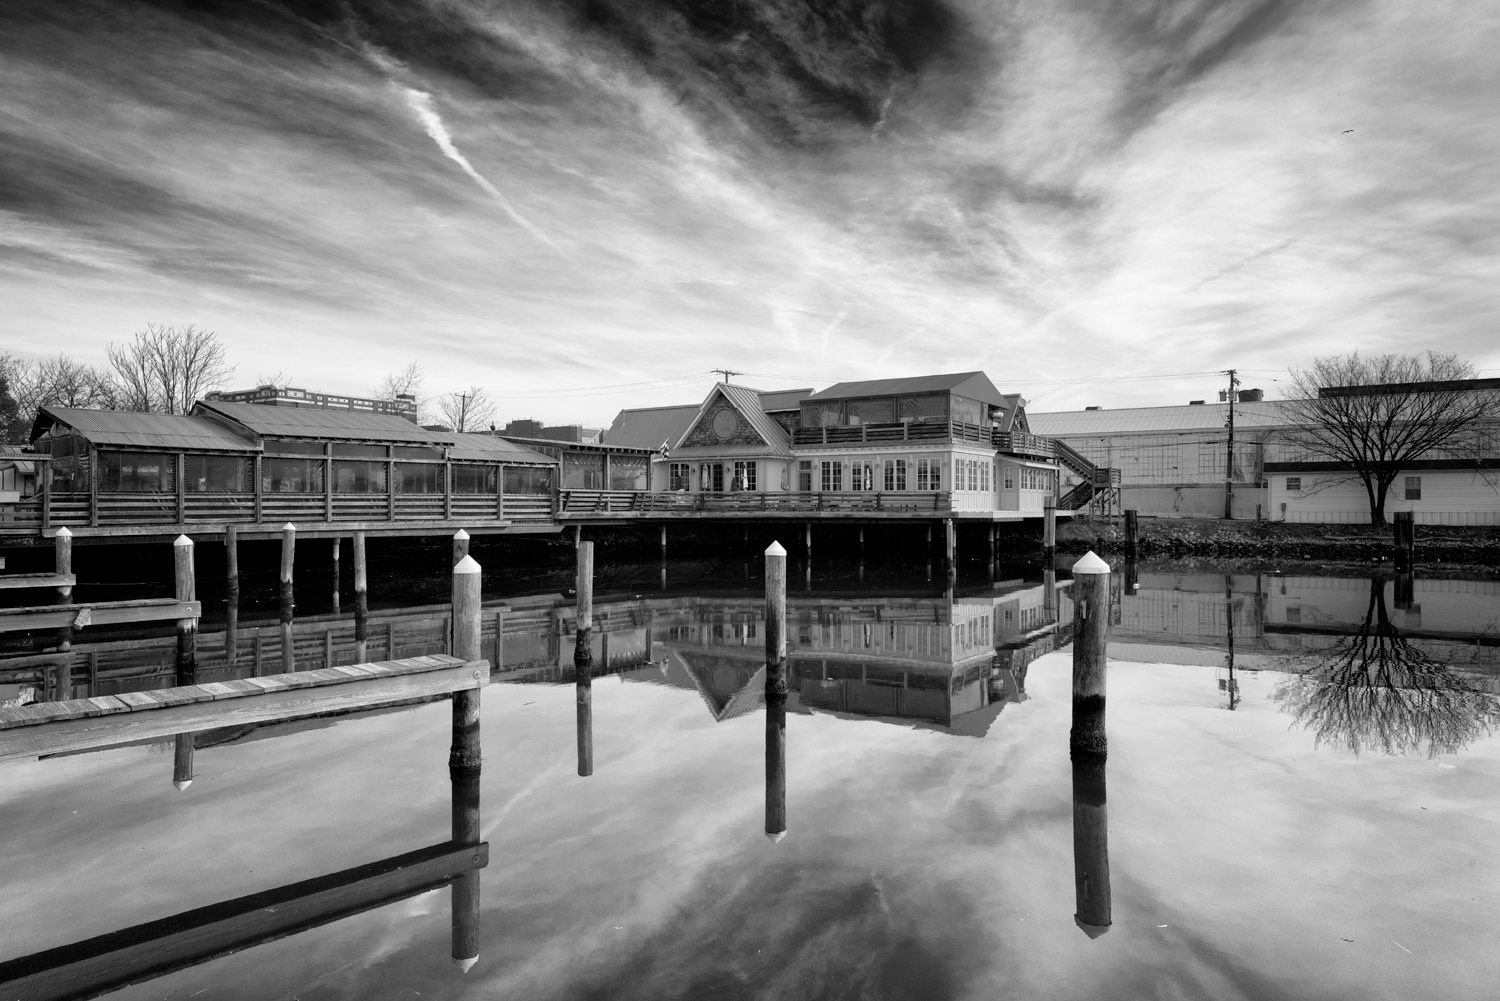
[206,385,418,423]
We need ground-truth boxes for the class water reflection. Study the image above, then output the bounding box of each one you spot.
[1272,577,1500,756]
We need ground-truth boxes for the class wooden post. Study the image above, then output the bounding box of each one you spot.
[1123,509,1138,559]
[765,540,788,841]
[224,524,239,599]
[353,531,368,662]
[493,609,505,673]
[175,452,185,526]
[1069,551,1110,764]
[450,554,483,773]
[1393,511,1415,571]
[573,524,581,550]
[574,541,594,777]
[804,523,812,562]
[1044,567,1057,621]
[1043,496,1057,554]
[173,534,196,791]
[330,537,340,614]
[1072,758,1112,935]
[453,528,470,566]
[659,524,667,560]
[450,764,481,973]
[54,527,73,652]
[225,592,238,666]
[280,523,296,673]
[944,518,956,568]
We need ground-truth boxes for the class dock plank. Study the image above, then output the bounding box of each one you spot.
[0,600,201,635]
[0,660,489,760]
[0,573,76,591]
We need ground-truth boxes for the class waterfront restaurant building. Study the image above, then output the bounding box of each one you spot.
[603,372,1063,514]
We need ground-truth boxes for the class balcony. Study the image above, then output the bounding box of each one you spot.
[790,421,1058,459]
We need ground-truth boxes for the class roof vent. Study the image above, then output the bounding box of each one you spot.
[1238,388,1264,403]
[1084,405,1101,411]
[1189,400,1205,406]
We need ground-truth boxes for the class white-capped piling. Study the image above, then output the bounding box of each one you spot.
[173,534,197,791]
[450,554,482,773]
[765,540,788,841]
[1069,551,1111,764]
[353,531,368,662]
[279,523,296,672]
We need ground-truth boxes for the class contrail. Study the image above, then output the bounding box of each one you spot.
[398,87,567,257]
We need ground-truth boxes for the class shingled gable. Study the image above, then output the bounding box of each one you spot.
[670,383,791,456]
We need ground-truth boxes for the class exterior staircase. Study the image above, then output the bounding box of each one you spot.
[1054,440,1120,514]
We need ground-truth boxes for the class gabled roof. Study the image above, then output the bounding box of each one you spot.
[31,406,260,451]
[604,404,699,449]
[428,431,558,464]
[757,388,814,412]
[1028,400,1291,436]
[193,399,443,444]
[804,372,1008,408]
[674,383,791,454]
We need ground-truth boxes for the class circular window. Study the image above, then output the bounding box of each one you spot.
[712,409,737,440]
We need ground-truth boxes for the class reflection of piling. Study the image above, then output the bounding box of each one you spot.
[330,537,340,613]
[574,541,593,778]
[1044,568,1057,621]
[353,532,368,662]
[173,535,197,791]
[1394,571,1415,611]
[1069,551,1111,765]
[1043,497,1056,556]
[1393,511,1415,571]
[1124,561,1138,597]
[450,766,481,972]
[1124,509,1138,559]
[765,541,788,842]
[279,523,296,673]
[1072,759,1111,935]
[450,555,483,773]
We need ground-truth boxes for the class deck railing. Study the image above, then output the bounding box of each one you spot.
[993,430,1057,458]
[562,490,955,516]
[792,420,993,447]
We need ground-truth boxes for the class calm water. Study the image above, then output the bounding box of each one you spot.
[2,557,1498,1000]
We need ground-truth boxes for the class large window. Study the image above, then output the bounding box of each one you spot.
[798,460,813,492]
[610,455,649,491]
[186,455,252,492]
[263,439,325,456]
[898,396,946,422]
[950,396,983,426]
[732,461,757,491]
[99,452,174,492]
[504,466,552,494]
[453,464,497,494]
[916,458,940,491]
[846,399,895,424]
[562,453,604,490]
[883,458,907,491]
[851,460,874,491]
[395,462,443,493]
[820,460,843,491]
[334,460,387,493]
[264,457,323,493]
[669,462,691,491]
[1405,476,1422,500]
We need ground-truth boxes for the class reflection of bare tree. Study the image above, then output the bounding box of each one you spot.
[1274,578,1500,757]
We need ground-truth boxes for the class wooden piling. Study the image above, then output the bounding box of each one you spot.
[224,524,238,598]
[765,540,788,842]
[1072,758,1112,935]
[330,537,340,613]
[1393,511,1415,571]
[944,518,956,568]
[804,523,812,561]
[173,534,196,791]
[279,522,296,622]
[353,531,368,663]
[574,541,594,777]
[1124,510,1138,559]
[1043,496,1057,553]
[450,554,483,773]
[1069,551,1111,765]
[453,528,470,566]
[660,524,667,560]
[54,527,73,651]
[450,765,481,972]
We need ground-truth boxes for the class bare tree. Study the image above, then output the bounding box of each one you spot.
[107,323,235,414]
[1274,578,1500,757]
[436,387,496,433]
[1,353,118,442]
[1277,351,1496,525]
[372,361,430,423]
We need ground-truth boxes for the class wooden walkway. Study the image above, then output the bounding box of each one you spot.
[0,654,487,761]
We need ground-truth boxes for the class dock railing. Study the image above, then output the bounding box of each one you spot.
[561,490,955,516]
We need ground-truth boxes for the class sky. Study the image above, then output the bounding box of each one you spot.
[2,0,1498,426]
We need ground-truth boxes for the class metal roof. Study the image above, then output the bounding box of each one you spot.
[1028,401,1292,436]
[604,405,700,449]
[757,388,814,411]
[428,432,559,464]
[193,400,441,444]
[804,372,1008,408]
[32,406,260,451]
[679,383,791,453]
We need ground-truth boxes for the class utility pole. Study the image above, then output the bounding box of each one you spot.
[711,368,742,384]
[1222,369,1239,519]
